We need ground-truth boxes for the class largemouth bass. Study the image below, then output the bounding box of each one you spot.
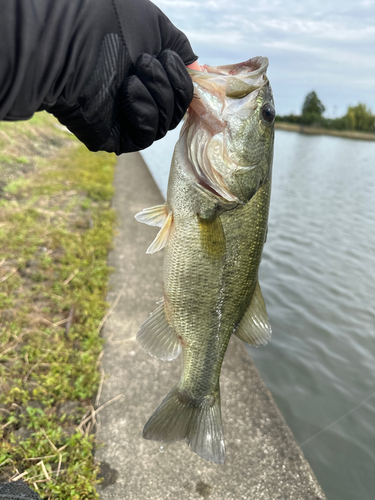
[135,57,275,464]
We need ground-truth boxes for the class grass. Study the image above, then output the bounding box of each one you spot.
[0,112,117,498]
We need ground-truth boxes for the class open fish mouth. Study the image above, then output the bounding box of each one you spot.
[188,57,269,99]
[200,56,269,77]
[184,57,271,203]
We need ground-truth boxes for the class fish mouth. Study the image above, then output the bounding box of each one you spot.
[201,57,269,77]
[185,57,271,202]
[188,57,269,99]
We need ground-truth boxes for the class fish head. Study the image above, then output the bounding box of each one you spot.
[186,57,275,204]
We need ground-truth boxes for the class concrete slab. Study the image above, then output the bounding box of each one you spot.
[95,153,326,500]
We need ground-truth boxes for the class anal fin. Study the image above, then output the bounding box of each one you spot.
[137,300,181,361]
[235,281,272,347]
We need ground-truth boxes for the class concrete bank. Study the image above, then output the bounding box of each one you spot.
[95,153,326,500]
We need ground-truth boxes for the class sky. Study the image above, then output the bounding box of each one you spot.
[152,0,375,116]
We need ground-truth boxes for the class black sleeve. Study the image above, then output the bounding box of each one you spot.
[0,0,117,120]
[0,0,197,153]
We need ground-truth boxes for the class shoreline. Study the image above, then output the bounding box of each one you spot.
[275,122,375,141]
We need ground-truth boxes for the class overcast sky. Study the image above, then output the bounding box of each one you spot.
[152,0,375,116]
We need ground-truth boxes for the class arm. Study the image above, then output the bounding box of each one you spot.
[0,0,197,154]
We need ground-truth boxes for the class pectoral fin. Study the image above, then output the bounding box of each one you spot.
[137,300,181,361]
[135,204,168,227]
[135,204,173,254]
[235,281,272,346]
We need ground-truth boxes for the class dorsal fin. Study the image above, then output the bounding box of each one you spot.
[135,204,173,254]
[137,299,181,361]
[235,281,272,346]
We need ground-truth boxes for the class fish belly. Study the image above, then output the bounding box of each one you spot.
[163,211,227,398]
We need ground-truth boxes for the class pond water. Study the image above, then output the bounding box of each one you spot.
[141,128,375,500]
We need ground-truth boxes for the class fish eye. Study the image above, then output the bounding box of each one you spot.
[261,104,275,123]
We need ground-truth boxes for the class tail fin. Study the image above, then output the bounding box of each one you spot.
[143,385,225,464]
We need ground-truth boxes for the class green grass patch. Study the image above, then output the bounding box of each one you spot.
[0,112,116,498]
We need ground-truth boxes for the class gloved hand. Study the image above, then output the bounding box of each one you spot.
[120,50,195,151]
[46,0,197,154]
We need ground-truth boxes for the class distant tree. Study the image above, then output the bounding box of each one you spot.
[302,91,325,116]
[301,91,325,125]
[278,95,375,134]
[344,103,375,132]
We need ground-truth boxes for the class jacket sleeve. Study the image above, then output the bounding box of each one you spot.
[0,0,117,121]
[0,0,197,153]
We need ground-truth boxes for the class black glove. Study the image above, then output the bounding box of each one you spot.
[121,50,195,151]
[0,0,197,155]
[50,47,195,154]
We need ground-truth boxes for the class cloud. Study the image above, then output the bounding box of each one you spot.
[262,18,375,41]
[151,0,375,113]
[185,30,245,47]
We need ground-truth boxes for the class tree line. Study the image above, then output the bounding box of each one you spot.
[276,91,375,133]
